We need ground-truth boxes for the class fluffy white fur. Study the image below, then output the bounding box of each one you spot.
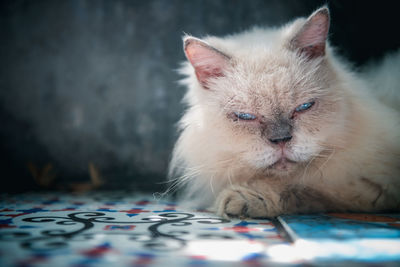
[361,49,400,110]
[168,7,400,218]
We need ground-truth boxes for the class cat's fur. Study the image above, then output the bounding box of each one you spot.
[168,7,400,218]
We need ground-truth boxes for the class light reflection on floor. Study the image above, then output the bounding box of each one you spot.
[184,239,265,262]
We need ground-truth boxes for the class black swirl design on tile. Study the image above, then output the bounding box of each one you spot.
[0,212,230,251]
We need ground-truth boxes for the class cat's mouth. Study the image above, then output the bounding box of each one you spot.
[269,157,297,171]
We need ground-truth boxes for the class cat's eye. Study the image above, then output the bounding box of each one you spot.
[234,112,257,121]
[295,101,315,112]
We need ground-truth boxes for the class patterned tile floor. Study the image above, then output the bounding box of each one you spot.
[0,192,399,266]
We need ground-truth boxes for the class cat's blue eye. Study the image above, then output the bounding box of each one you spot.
[295,101,315,112]
[234,112,257,121]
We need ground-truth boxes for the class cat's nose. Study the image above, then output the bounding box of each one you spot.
[268,135,292,145]
[262,116,293,145]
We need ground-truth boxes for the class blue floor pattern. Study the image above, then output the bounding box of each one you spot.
[0,192,399,266]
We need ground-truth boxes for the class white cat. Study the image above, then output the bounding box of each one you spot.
[168,7,400,218]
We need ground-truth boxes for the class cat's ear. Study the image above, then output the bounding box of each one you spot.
[184,37,230,89]
[290,7,330,59]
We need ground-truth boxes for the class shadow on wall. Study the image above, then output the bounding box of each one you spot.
[0,0,398,193]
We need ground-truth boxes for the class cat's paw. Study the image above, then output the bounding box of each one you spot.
[215,187,278,219]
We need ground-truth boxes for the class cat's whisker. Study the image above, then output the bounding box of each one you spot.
[317,142,346,151]
[227,167,234,188]
[209,173,216,196]
[307,153,331,159]
[299,145,337,183]
[166,158,238,197]
[162,167,203,197]
[310,148,336,179]
[300,154,318,184]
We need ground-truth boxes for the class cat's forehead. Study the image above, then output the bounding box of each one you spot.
[219,52,321,114]
[232,54,302,94]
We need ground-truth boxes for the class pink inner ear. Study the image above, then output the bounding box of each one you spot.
[292,9,330,58]
[184,39,229,89]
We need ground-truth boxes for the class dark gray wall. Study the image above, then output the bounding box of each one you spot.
[0,0,398,192]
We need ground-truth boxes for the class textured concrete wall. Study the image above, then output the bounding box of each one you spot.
[0,0,398,192]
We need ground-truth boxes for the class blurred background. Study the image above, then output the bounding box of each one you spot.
[0,0,398,193]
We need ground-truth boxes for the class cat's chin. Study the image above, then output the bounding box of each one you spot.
[265,157,298,177]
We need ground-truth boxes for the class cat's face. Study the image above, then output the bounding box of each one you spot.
[212,55,341,176]
[182,8,344,177]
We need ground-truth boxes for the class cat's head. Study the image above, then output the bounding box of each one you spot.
[179,7,347,178]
